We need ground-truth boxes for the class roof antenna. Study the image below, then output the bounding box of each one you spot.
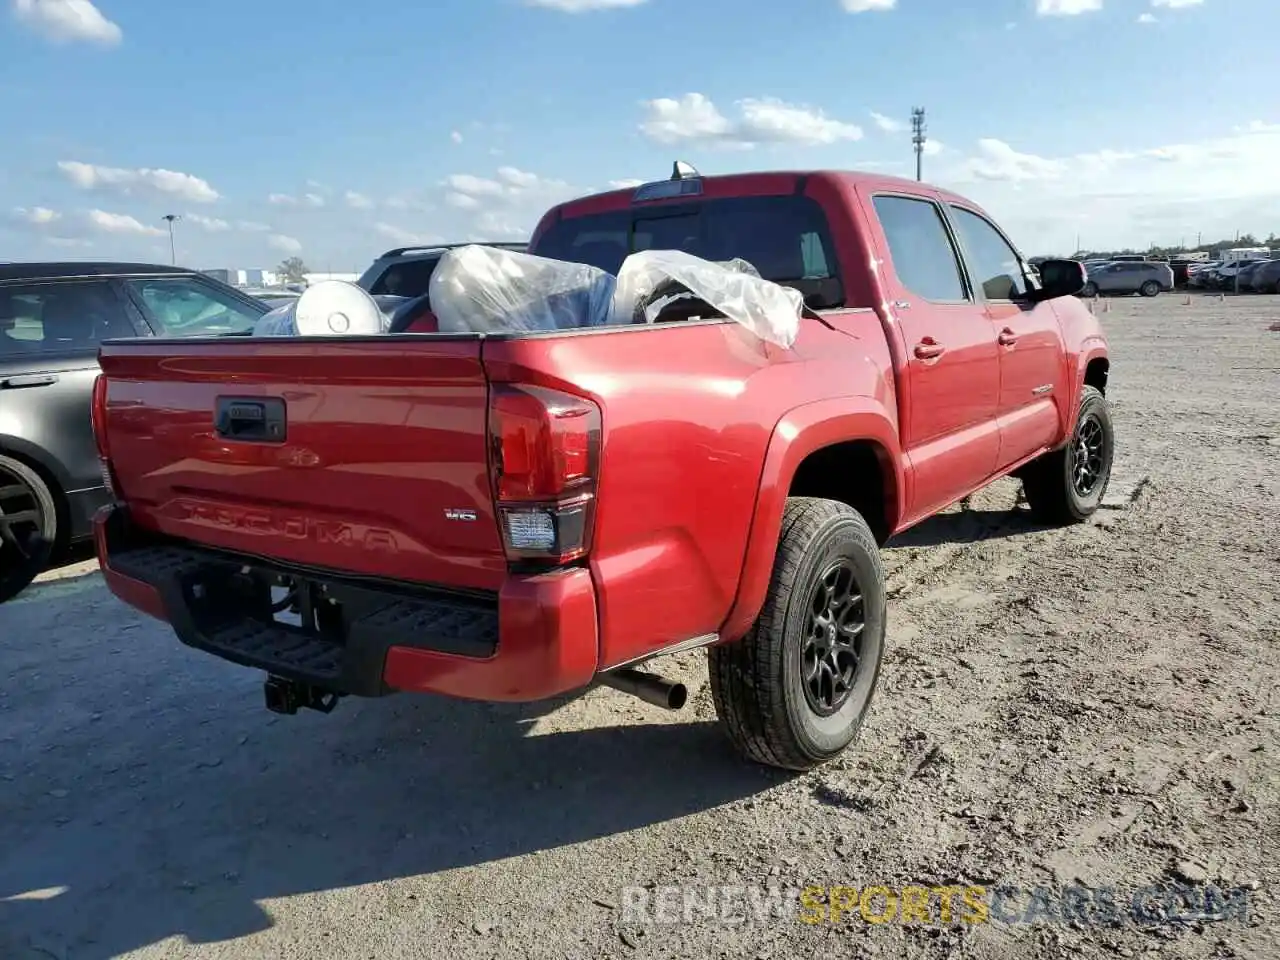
[671,160,700,181]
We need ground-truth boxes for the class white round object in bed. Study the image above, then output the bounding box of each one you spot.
[292,280,386,336]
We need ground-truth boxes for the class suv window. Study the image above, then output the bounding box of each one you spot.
[948,206,1029,300]
[126,277,265,335]
[871,195,968,302]
[366,257,441,297]
[0,280,138,357]
[534,196,839,291]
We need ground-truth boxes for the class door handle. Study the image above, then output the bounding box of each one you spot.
[0,374,59,389]
[997,328,1018,347]
[914,338,945,361]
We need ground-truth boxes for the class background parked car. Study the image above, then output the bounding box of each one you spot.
[357,241,527,300]
[0,262,270,602]
[1235,260,1267,291]
[1247,258,1280,294]
[1081,260,1174,297]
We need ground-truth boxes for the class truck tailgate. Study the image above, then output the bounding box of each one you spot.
[97,337,507,592]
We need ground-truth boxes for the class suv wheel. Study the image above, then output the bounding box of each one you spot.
[1139,280,1160,297]
[1081,281,1099,298]
[1021,385,1114,524]
[0,455,58,603]
[707,498,886,771]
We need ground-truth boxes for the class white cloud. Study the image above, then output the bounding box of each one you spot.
[344,191,373,209]
[13,0,121,45]
[11,206,61,226]
[609,178,645,189]
[934,125,1280,253]
[840,0,895,10]
[267,192,323,208]
[1137,12,1157,22]
[923,139,944,156]
[268,234,302,254]
[1235,120,1280,134]
[87,210,164,236]
[437,167,581,240]
[374,222,445,247]
[870,111,905,133]
[57,160,219,203]
[522,0,647,9]
[1035,0,1103,14]
[185,214,229,232]
[1151,0,1202,7]
[639,93,862,148]
[237,220,271,232]
[450,130,463,144]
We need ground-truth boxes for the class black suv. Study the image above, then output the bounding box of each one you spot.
[356,241,527,298]
[0,262,270,602]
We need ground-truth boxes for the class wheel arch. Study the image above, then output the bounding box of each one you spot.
[716,398,903,643]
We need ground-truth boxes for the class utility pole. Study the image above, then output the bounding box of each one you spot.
[911,107,927,182]
[162,214,180,265]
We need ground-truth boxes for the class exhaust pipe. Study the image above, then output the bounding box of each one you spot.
[598,667,688,711]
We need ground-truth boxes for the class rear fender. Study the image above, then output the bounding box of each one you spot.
[716,398,903,643]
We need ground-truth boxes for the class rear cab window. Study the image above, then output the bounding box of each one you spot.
[0,280,140,357]
[531,194,844,309]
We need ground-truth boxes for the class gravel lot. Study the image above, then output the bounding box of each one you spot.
[2,293,1277,960]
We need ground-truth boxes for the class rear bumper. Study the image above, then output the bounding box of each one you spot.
[94,505,599,702]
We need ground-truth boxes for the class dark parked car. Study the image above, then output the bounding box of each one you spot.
[1247,259,1280,294]
[1081,260,1175,297]
[0,262,270,602]
[356,241,527,299]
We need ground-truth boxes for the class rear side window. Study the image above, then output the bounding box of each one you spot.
[533,196,839,293]
[366,257,441,297]
[947,206,1029,300]
[871,195,968,302]
[126,277,265,336]
[0,280,137,357]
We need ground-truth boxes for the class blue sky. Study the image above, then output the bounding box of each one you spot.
[3,0,1278,271]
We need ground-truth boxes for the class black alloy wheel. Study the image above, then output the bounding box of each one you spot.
[0,455,58,603]
[1070,412,1107,499]
[801,559,866,716]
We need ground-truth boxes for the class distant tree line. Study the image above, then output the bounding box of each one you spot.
[1036,232,1280,261]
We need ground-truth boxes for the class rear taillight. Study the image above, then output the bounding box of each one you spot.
[488,384,601,565]
[91,374,121,499]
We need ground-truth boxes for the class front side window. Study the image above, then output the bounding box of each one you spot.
[0,280,137,357]
[948,206,1029,300]
[871,195,968,302]
[127,277,265,336]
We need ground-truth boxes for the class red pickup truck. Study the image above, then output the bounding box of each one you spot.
[91,166,1112,771]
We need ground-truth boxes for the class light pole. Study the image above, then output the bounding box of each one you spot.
[911,107,927,182]
[162,214,180,265]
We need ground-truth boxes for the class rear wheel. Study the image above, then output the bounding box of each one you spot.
[1081,281,1099,298]
[1140,280,1160,297]
[1021,386,1114,524]
[0,455,58,603]
[708,498,886,771]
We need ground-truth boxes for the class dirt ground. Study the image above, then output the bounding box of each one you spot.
[1,293,1276,960]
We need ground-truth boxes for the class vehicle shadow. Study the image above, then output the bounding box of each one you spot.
[886,501,1051,550]
[0,684,783,959]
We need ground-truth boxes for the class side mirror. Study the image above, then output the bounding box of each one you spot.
[1028,258,1085,302]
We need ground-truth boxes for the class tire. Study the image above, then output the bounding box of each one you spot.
[1021,385,1114,525]
[1139,280,1160,297]
[1081,281,1099,298]
[707,497,887,771]
[0,454,58,604]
